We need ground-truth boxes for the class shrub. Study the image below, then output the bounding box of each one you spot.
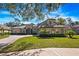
[39,28,48,34]
[65,29,76,38]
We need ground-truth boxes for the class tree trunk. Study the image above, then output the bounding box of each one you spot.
[69,34,72,38]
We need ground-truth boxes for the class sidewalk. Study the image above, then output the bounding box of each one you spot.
[0,48,79,56]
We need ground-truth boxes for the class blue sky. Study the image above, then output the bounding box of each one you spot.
[60,3,79,19]
[0,3,79,24]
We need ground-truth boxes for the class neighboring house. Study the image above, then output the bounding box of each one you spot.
[0,25,11,33]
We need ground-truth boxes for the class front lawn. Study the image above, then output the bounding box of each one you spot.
[1,35,79,53]
[0,32,10,40]
[0,35,9,40]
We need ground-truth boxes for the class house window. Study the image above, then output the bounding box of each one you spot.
[15,28,20,33]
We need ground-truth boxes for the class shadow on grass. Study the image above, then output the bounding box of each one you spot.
[37,36,54,39]
[35,34,66,39]
[70,37,79,39]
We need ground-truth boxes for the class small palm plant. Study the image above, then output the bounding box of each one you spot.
[65,29,76,38]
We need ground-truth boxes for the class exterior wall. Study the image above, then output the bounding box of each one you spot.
[11,28,38,35]
[11,28,26,34]
[54,28,65,34]
[39,27,65,34]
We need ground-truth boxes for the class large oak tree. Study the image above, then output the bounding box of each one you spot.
[0,3,62,21]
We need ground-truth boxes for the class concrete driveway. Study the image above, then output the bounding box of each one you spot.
[0,35,32,48]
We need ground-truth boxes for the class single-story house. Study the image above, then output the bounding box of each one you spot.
[7,19,79,35]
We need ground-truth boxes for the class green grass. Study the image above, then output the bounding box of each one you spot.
[0,32,10,40]
[1,35,79,53]
[0,34,9,40]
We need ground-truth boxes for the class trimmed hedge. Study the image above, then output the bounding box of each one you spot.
[38,34,66,37]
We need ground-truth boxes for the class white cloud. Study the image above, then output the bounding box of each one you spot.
[21,21,32,24]
[51,8,79,21]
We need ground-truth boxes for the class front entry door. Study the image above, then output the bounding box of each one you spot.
[26,28,32,34]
